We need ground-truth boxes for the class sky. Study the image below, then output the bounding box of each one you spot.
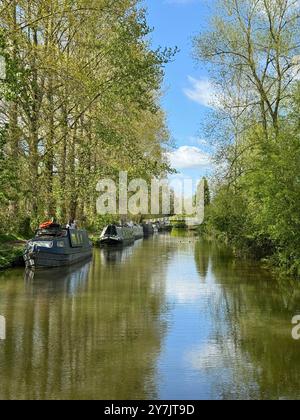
[145,0,215,185]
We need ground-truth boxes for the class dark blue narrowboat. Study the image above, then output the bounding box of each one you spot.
[142,223,154,237]
[100,225,135,247]
[129,223,144,240]
[24,224,92,269]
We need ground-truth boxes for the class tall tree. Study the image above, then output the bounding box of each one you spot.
[194,0,300,275]
[0,0,174,232]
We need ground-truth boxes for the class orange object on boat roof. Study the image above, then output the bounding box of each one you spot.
[39,221,54,229]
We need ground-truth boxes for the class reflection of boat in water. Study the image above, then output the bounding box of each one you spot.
[100,246,135,265]
[100,225,135,247]
[24,224,92,269]
[100,238,143,265]
[24,259,92,295]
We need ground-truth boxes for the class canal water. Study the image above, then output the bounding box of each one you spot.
[0,233,300,400]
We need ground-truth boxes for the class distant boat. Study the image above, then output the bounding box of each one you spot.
[153,223,159,234]
[156,221,172,233]
[24,224,92,269]
[142,223,154,237]
[123,222,144,240]
[171,218,188,229]
[132,224,144,240]
[100,225,135,247]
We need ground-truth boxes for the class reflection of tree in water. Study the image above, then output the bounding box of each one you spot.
[0,237,174,399]
[194,241,300,399]
[194,240,211,281]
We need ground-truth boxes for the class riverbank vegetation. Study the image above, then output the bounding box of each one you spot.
[0,234,25,269]
[0,0,174,237]
[195,0,300,276]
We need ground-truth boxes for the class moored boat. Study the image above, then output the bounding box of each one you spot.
[132,224,144,240]
[24,224,92,269]
[142,222,154,237]
[157,221,173,232]
[100,225,135,247]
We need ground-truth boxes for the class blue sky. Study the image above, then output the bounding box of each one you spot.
[145,0,214,183]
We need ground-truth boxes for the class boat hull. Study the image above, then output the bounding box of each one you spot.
[24,248,93,269]
[142,223,154,237]
[100,225,136,247]
[100,236,135,247]
[24,228,92,270]
[132,225,144,240]
[134,234,144,240]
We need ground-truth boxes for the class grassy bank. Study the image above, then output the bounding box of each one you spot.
[0,234,26,270]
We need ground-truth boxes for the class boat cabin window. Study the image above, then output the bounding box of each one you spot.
[70,231,85,248]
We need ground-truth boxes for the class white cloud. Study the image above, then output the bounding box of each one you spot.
[167,280,203,304]
[167,146,211,169]
[184,76,218,108]
[185,340,237,370]
[188,136,209,147]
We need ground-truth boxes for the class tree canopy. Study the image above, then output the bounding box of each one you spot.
[0,0,174,233]
[194,0,300,276]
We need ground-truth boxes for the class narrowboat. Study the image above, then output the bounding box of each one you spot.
[24,224,92,269]
[142,223,154,237]
[100,225,135,247]
[157,221,173,233]
[132,224,144,240]
[124,222,144,240]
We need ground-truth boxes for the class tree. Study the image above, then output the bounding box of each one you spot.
[194,0,300,276]
[195,0,300,136]
[0,0,175,233]
[203,177,211,207]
